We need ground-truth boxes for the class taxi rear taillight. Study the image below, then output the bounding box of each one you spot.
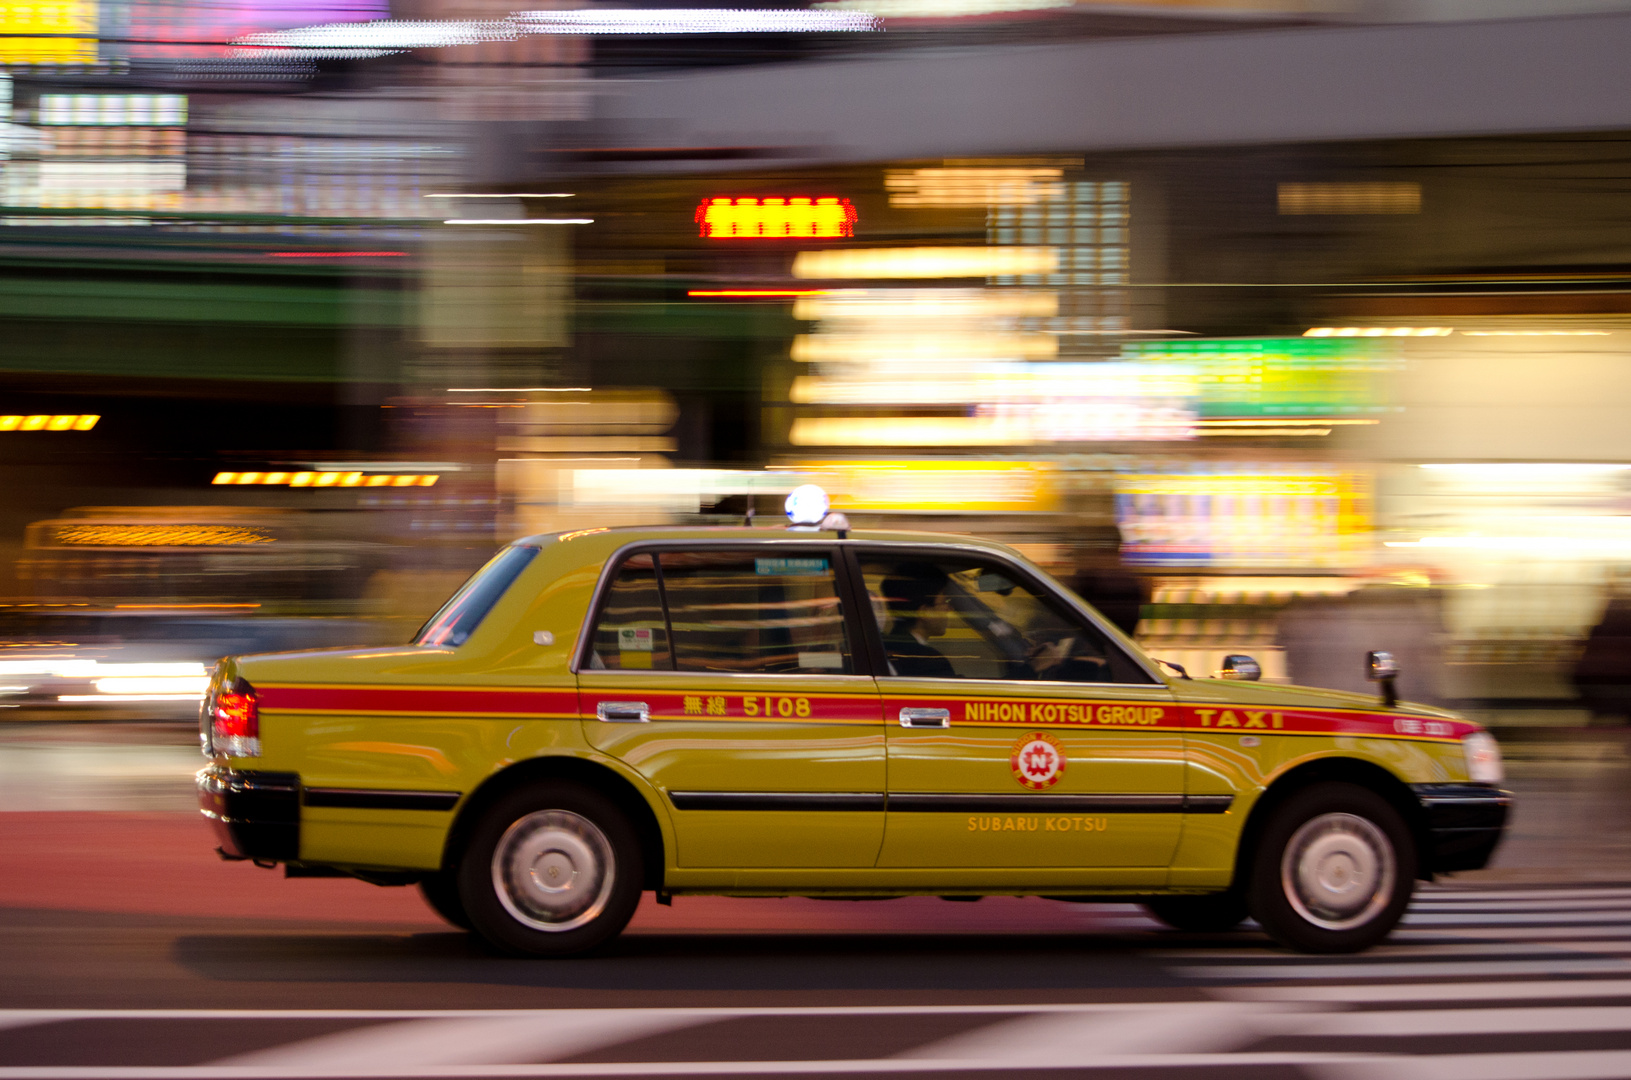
[213,686,260,758]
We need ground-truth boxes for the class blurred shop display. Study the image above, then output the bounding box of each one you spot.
[19,506,389,606]
[1115,465,1373,569]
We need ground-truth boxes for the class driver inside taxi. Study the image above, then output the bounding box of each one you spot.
[878,563,957,678]
[878,562,1109,682]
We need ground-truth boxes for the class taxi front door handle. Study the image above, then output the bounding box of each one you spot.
[899,707,951,728]
[597,701,650,723]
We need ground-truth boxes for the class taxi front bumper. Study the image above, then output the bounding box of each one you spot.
[197,764,300,862]
[1414,783,1511,874]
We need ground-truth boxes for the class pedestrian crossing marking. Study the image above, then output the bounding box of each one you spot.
[11,887,1631,1078]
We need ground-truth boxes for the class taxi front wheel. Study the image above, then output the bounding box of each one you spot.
[1247,782,1417,954]
[418,871,472,930]
[456,782,644,957]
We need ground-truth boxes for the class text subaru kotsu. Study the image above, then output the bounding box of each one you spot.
[199,519,1509,955]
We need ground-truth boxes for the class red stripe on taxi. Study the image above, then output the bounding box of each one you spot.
[259,685,579,716]
[885,696,1478,741]
[617,691,879,723]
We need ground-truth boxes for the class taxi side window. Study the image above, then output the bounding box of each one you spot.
[858,554,1154,685]
[660,551,854,675]
[588,554,672,671]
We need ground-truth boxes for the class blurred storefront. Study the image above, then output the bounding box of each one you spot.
[8,2,1631,723]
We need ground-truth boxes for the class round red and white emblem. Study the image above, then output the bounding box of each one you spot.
[1010,731,1066,790]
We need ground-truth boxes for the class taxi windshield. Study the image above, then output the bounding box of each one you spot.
[414,544,540,647]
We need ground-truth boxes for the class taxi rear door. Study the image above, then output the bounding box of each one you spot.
[852,548,1185,877]
[577,544,885,869]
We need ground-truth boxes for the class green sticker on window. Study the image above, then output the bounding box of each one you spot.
[755,557,829,576]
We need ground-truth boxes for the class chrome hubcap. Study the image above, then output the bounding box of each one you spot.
[1281,812,1395,931]
[491,810,614,932]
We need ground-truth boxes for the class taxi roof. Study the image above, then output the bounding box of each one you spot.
[516,524,1028,556]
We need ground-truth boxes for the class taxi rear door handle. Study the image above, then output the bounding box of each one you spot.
[597,701,650,723]
[899,707,950,728]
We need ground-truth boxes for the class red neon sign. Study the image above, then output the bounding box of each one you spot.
[697,197,856,239]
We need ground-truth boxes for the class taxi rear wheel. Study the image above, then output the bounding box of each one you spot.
[418,871,472,930]
[457,783,644,957]
[1143,892,1248,933]
[1247,782,1417,954]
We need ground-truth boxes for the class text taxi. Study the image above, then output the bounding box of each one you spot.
[198,512,1509,956]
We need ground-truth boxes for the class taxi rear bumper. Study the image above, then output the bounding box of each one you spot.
[197,763,300,862]
[1413,782,1511,874]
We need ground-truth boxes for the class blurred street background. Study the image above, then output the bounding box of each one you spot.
[11,0,1631,881]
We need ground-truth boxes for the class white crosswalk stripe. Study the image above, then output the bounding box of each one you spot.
[11,887,1631,1078]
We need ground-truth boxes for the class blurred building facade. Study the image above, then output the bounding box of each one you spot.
[7,0,1631,718]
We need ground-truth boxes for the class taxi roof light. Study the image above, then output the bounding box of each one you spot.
[785,484,830,526]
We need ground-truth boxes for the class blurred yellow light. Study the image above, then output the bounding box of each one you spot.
[1304,327,1451,337]
[0,0,97,64]
[365,474,391,487]
[1278,182,1421,215]
[211,472,235,484]
[791,331,1056,362]
[0,417,17,431]
[235,472,262,485]
[263,472,289,485]
[290,472,315,487]
[22,415,48,431]
[46,415,72,431]
[790,416,1025,446]
[50,525,274,547]
[793,289,1056,321]
[315,472,340,486]
[419,475,439,486]
[798,459,1055,513]
[885,168,1063,208]
[73,414,98,430]
[792,247,1057,280]
[340,472,364,487]
[697,197,856,239]
[1461,330,1612,337]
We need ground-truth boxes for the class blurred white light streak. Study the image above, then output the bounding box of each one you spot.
[1419,463,1631,476]
[443,218,592,225]
[426,193,573,198]
[235,8,878,53]
[819,0,1066,18]
[448,387,593,393]
[59,694,203,703]
[235,19,513,51]
[510,8,881,32]
[0,660,204,678]
[1304,327,1452,338]
[95,676,210,696]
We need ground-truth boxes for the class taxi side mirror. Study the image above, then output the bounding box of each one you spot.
[1216,655,1261,681]
[1367,650,1399,708]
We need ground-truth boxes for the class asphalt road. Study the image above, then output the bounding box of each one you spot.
[9,723,1631,1078]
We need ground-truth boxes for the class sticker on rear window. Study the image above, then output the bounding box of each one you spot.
[755,557,829,576]
[619,627,655,651]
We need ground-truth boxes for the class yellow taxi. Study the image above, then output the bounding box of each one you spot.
[198,495,1509,956]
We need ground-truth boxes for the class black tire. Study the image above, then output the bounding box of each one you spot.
[1143,892,1249,932]
[1246,781,1417,954]
[456,781,644,957]
[418,871,472,930]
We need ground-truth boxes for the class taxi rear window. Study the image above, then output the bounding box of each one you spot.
[587,549,853,675]
[415,544,540,647]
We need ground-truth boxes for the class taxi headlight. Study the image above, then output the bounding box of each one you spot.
[1462,730,1504,784]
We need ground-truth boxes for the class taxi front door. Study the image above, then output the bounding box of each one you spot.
[578,546,885,870]
[854,551,1186,879]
